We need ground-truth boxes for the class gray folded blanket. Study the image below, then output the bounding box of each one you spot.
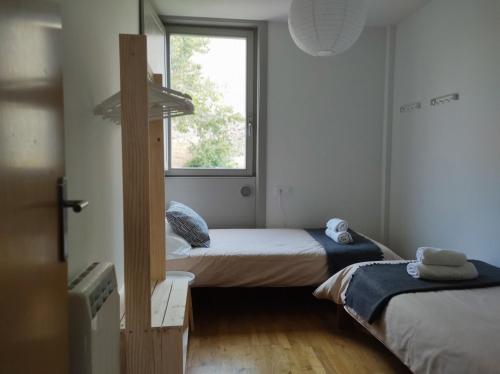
[305,228,383,275]
[345,260,500,323]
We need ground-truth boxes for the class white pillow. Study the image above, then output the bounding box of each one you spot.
[165,221,192,259]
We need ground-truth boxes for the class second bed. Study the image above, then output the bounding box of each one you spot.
[314,260,500,373]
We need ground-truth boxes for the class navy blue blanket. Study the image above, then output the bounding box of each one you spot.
[345,260,500,323]
[305,229,383,275]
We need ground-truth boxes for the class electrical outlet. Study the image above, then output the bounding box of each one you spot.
[273,185,292,197]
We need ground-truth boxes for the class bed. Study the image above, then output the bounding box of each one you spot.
[166,228,400,287]
[314,260,500,374]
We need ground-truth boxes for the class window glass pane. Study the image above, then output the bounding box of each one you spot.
[169,34,247,169]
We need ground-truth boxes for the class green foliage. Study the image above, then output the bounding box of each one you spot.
[170,34,244,168]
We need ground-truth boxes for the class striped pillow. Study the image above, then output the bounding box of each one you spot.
[166,201,210,248]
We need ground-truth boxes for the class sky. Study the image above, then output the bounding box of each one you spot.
[191,36,247,116]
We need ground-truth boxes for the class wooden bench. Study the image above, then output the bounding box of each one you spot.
[120,278,192,374]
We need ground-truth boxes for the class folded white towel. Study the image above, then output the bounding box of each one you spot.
[406,261,478,281]
[326,218,349,232]
[326,228,352,244]
[416,247,467,266]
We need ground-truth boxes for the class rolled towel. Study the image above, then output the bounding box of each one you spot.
[406,261,478,281]
[416,247,467,266]
[326,218,349,232]
[325,228,353,244]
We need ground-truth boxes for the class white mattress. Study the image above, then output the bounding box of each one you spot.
[166,228,399,287]
[314,261,500,374]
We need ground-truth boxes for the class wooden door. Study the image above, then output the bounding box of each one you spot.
[0,1,68,373]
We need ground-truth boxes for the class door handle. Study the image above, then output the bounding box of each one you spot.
[58,177,88,262]
[63,199,88,213]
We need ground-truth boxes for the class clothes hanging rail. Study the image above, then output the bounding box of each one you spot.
[94,81,194,124]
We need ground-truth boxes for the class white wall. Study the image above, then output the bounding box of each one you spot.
[62,0,139,288]
[144,0,166,82]
[166,177,256,228]
[389,0,500,264]
[266,23,387,239]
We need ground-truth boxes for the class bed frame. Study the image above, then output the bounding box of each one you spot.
[118,34,189,374]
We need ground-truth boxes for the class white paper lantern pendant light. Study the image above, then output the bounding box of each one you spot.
[288,0,368,57]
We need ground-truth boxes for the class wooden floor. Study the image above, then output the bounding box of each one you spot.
[187,287,410,374]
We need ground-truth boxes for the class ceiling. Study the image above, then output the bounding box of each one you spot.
[151,0,430,26]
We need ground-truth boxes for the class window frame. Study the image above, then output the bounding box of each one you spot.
[165,25,256,177]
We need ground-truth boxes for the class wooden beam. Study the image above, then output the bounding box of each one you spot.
[119,33,153,374]
[149,73,166,281]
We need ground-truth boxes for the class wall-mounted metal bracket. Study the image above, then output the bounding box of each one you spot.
[400,102,422,113]
[431,93,460,106]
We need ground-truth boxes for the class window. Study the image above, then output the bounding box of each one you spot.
[166,26,255,176]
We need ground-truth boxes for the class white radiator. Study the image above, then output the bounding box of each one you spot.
[69,262,120,374]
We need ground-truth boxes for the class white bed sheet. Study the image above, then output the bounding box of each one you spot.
[166,228,399,287]
[314,261,500,374]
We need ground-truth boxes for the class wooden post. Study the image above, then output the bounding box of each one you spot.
[149,74,166,281]
[120,34,153,374]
